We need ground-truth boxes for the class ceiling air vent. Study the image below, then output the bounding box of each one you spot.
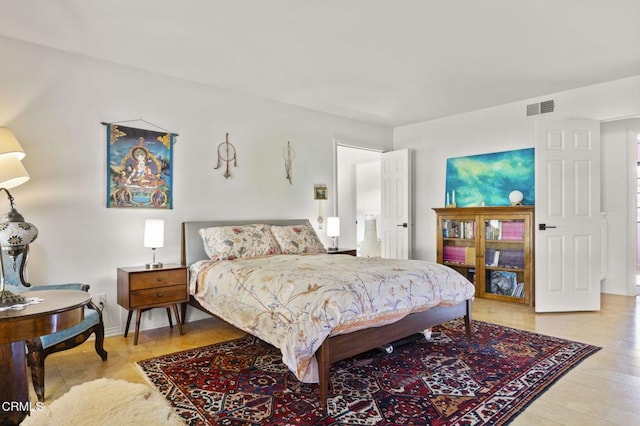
[526,99,555,117]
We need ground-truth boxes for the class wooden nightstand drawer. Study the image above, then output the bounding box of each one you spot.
[129,269,187,291]
[130,285,187,307]
[117,264,188,344]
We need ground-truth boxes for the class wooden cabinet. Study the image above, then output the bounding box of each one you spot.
[117,264,188,344]
[433,206,534,306]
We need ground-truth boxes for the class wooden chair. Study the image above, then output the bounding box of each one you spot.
[2,251,108,401]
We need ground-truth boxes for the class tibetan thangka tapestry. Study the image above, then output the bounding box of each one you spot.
[106,124,175,209]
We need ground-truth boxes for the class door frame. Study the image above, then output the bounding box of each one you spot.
[628,127,639,296]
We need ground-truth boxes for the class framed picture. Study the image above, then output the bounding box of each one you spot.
[314,184,328,200]
[106,124,175,209]
[445,148,534,207]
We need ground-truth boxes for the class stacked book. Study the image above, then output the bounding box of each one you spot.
[443,246,476,264]
[443,220,475,239]
[485,220,525,240]
[501,221,525,240]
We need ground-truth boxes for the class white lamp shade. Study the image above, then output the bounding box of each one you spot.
[327,217,340,237]
[143,219,164,248]
[0,156,30,189]
[0,127,26,160]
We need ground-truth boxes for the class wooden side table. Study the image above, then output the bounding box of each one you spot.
[116,264,188,345]
[326,248,357,256]
[0,290,89,425]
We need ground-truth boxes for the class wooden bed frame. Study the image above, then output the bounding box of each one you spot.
[180,219,472,410]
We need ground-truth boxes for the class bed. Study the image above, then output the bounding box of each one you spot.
[180,219,475,410]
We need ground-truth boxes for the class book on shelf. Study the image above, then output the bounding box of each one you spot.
[443,220,474,239]
[443,245,475,264]
[485,248,500,266]
[467,268,476,284]
[499,249,524,269]
[511,282,525,298]
[501,221,525,240]
[485,220,525,240]
[485,220,500,240]
[489,271,517,296]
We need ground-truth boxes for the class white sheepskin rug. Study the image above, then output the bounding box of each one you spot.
[22,378,184,425]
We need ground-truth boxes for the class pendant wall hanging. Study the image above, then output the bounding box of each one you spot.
[283,141,295,184]
[314,184,328,229]
[214,132,237,179]
[104,120,176,209]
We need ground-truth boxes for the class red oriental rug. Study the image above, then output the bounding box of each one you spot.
[137,319,600,425]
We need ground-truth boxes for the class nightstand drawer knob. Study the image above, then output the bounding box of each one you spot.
[156,277,165,282]
[156,292,163,297]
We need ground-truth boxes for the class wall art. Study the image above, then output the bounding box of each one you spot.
[106,124,175,209]
[445,148,534,207]
[214,132,237,179]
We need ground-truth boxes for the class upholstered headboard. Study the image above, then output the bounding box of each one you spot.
[180,219,312,266]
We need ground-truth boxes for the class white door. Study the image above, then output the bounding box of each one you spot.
[535,119,601,312]
[380,149,411,259]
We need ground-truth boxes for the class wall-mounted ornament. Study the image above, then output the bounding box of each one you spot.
[103,120,176,209]
[283,141,295,184]
[314,184,328,229]
[214,132,237,179]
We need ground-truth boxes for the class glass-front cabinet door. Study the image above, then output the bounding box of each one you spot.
[438,215,478,294]
[480,215,531,305]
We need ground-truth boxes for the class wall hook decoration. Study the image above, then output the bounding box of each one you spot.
[283,141,295,184]
[214,132,237,179]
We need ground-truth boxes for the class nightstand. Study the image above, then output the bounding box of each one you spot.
[326,248,357,256]
[117,264,188,345]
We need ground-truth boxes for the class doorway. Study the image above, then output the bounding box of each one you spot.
[335,144,382,252]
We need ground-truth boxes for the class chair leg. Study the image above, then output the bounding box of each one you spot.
[93,323,108,361]
[25,341,46,403]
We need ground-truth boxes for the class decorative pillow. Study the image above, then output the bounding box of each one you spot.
[198,224,281,261]
[270,224,326,254]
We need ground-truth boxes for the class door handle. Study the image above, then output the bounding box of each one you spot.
[397,223,408,228]
[538,223,557,231]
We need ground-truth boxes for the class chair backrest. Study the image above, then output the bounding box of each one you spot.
[1,250,30,293]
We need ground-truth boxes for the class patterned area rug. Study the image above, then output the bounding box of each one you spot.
[137,319,600,425]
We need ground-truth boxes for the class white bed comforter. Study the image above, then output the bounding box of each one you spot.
[190,254,475,382]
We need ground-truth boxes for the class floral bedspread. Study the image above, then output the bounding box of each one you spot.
[190,254,475,383]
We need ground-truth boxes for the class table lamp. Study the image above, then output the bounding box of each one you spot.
[144,219,164,269]
[0,128,37,306]
[327,216,340,251]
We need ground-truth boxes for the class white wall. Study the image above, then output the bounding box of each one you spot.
[0,36,392,335]
[394,75,640,296]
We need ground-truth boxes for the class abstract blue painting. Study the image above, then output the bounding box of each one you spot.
[445,148,534,207]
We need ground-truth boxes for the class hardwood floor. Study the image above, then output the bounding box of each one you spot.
[32,294,640,425]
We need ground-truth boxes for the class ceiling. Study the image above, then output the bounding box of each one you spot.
[1,0,639,127]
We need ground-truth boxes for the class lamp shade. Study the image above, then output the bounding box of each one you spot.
[0,156,30,189]
[0,127,26,160]
[327,217,340,237]
[143,219,164,248]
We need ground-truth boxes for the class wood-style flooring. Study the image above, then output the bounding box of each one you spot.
[33,294,640,425]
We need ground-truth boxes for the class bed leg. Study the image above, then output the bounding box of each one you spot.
[464,299,473,342]
[317,341,330,413]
